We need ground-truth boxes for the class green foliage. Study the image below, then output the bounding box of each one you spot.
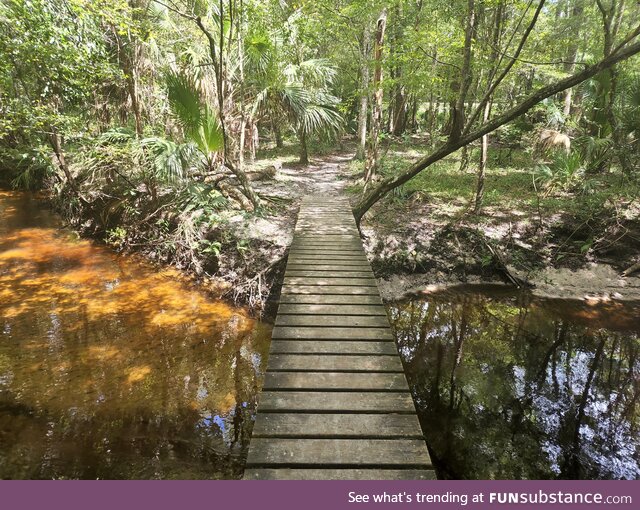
[106,226,128,248]
[165,72,224,164]
[0,146,54,189]
[534,152,586,194]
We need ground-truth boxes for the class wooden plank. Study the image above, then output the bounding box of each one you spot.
[295,233,362,242]
[243,468,437,480]
[277,304,385,316]
[286,259,371,267]
[270,340,396,354]
[281,285,380,295]
[262,372,408,391]
[285,270,374,278]
[267,354,403,372]
[252,413,420,437]
[285,264,372,271]
[275,315,389,328]
[259,391,417,413]
[288,249,364,255]
[272,326,393,340]
[287,254,368,262]
[245,439,431,467]
[279,294,383,305]
[269,340,396,355]
[283,277,376,287]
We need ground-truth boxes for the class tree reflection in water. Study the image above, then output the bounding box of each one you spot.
[388,286,640,480]
[0,191,271,479]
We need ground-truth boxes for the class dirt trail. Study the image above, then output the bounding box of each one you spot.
[247,149,640,305]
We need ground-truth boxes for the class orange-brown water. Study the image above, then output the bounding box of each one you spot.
[0,191,271,479]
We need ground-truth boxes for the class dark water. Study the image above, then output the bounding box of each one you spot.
[0,191,271,479]
[388,286,640,480]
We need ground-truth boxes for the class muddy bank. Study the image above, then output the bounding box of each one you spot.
[377,267,640,304]
[358,190,640,303]
[46,150,357,314]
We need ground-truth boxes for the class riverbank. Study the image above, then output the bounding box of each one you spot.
[32,139,640,312]
[347,140,640,304]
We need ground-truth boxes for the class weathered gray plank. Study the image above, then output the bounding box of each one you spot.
[245,439,431,467]
[283,278,376,288]
[281,285,380,295]
[285,264,372,271]
[279,294,383,305]
[258,391,416,413]
[285,270,374,278]
[269,340,396,355]
[288,249,363,256]
[286,258,371,266]
[252,413,420,437]
[262,372,408,391]
[268,354,403,372]
[291,241,362,247]
[287,255,369,263]
[277,303,385,316]
[295,237,361,242]
[272,326,393,340]
[275,314,389,328]
[243,468,437,480]
[289,245,362,255]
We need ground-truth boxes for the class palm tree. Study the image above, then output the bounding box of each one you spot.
[245,33,343,164]
[165,72,225,174]
[166,71,260,208]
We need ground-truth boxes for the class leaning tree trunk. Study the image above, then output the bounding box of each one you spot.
[364,8,387,185]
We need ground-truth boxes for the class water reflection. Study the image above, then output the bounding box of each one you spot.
[388,286,640,480]
[0,191,271,479]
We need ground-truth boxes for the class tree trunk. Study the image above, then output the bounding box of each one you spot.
[299,129,309,165]
[273,121,283,148]
[355,25,372,160]
[195,12,260,210]
[473,101,492,213]
[563,3,583,118]
[126,65,143,137]
[459,145,470,172]
[392,85,407,136]
[364,8,387,185]
[239,118,247,169]
[448,0,477,143]
[410,96,418,132]
[48,128,75,190]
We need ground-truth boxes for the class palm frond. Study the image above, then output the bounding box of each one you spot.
[137,136,187,183]
[97,127,135,146]
[198,106,224,155]
[166,72,202,132]
[245,32,273,75]
[297,58,337,87]
[299,103,343,136]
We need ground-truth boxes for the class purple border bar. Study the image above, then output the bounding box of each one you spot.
[1,480,638,510]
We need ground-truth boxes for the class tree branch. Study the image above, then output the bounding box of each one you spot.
[353,38,640,223]
[464,0,546,135]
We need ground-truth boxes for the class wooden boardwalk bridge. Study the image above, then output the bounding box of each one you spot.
[243,195,434,480]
